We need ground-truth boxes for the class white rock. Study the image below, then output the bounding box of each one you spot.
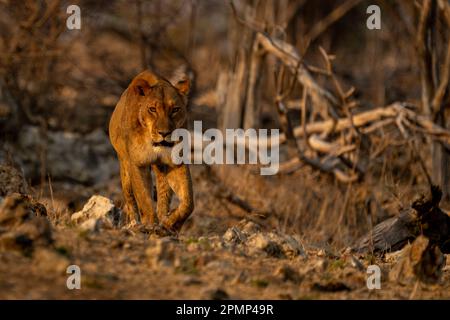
[72,195,122,230]
[260,232,306,258]
[223,226,246,244]
[247,233,270,249]
[273,233,307,259]
[247,233,283,257]
[240,220,261,234]
[79,218,102,233]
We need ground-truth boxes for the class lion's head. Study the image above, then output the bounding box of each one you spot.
[128,70,190,147]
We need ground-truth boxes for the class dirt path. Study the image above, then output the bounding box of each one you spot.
[0,166,449,299]
[1,222,449,299]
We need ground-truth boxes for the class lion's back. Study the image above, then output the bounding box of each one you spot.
[109,88,130,153]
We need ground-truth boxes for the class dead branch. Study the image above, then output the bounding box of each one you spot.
[277,103,450,145]
[275,102,450,180]
[308,135,356,156]
[224,2,450,185]
[305,0,363,43]
[243,37,264,129]
[255,32,339,108]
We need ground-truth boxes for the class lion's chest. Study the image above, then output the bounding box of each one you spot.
[128,138,173,166]
[151,146,175,165]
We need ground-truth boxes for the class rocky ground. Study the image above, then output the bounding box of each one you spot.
[0,164,449,299]
[0,200,450,299]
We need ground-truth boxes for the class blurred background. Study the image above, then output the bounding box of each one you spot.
[0,0,449,248]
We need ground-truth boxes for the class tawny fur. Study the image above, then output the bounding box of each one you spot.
[109,70,193,232]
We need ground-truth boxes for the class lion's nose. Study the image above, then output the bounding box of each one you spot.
[158,130,171,138]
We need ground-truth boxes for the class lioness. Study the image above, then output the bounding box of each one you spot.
[109,70,193,233]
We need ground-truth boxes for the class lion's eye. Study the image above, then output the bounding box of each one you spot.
[172,107,180,114]
[149,107,156,113]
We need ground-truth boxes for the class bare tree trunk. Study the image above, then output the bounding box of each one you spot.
[243,38,263,129]
[417,0,450,200]
[219,50,248,131]
[219,2,256,131]
[432,1,450,201]
[136,0,147,70]
[433,113,450,201]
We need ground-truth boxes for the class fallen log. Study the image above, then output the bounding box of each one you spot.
[353,208,419,254]
[354,185,450,254]
[282,102,450,145]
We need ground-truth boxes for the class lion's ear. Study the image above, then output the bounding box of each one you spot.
[133,78,152,97]
[175,78,191,96]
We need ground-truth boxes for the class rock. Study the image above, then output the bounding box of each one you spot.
[239,220,261,234]
[208,235,225,250]
[0,193,52,255]
[275,234,307,259]
[222,221,306,259]
[389,235,445,285]
[79,218,102,233]
[146,237,178,267]
[0,165,28,196]
[247,233,284,257]
[247,232,306,258]
[71,195,122,231]
[9,126,118,184]
[223,226,246,245]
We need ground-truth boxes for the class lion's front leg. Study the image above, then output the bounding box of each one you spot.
[160,164,194,233]
[129,164,156,225]
[153,164,173,222]
[119,159,140,226]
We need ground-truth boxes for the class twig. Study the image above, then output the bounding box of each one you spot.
[305,0,363,43]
